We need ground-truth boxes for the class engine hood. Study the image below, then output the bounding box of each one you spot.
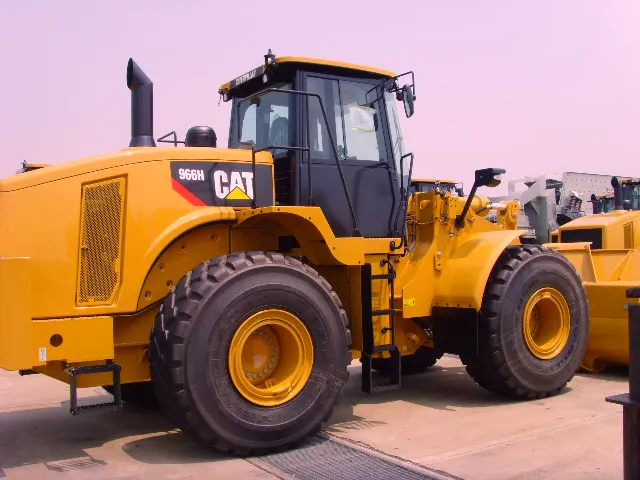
[0,147,272,192]
[559,209,638,231]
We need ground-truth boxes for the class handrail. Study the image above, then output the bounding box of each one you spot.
[390,152,414,251]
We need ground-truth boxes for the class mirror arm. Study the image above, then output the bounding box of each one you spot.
[455,183,480,229]
[455,168,506,229]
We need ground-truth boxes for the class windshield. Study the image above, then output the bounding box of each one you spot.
[233,82,292,158]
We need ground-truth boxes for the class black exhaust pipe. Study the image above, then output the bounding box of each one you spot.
[612,176,624,210]
[126,58,155,147]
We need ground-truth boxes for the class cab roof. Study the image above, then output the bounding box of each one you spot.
[218,55,397,94]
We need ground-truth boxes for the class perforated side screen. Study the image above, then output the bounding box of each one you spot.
[76,177,126,305]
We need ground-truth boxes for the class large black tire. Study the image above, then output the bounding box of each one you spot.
[370,346,443,375]
[103,381,159,409]
[149,251,351,455]
[460,244,589,400]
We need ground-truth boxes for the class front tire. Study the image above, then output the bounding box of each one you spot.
[461,245,589,399]
[149,251,351,455]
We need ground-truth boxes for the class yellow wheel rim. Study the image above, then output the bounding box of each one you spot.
[228,309,314,407]
[523,287,571,360]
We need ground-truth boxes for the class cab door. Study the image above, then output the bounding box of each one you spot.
[297,72,403,238]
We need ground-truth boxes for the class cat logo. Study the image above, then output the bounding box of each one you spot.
[212,170,254,200]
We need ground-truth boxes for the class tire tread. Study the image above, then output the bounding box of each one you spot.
[461,244,589,400]
[149,251,351,455]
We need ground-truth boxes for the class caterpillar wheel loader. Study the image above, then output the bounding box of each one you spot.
[550,176,640,373]
[0,50,592,455]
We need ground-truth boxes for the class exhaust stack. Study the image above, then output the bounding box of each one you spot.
[612,176,624,211]
[126,58,155,147]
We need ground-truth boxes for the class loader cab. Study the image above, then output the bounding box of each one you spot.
[220,52,416,238]
[591,194,615,214]
[596,177,640,213]
[620,179,640,210]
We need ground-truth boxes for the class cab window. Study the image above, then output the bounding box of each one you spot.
[235,82,292,158]
[306,76,386,162]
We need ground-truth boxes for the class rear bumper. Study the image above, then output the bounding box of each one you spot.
[0,257,114,371]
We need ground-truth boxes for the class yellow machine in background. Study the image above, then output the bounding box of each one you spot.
[410,178,464,197]
[0,51,594,455]
[550,176,640,373]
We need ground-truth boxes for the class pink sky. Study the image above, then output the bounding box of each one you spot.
[1,1,638,194]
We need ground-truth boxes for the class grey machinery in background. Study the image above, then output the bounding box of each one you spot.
[488,171,630,244]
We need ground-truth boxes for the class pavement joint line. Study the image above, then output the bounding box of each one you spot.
[412,411,619,465]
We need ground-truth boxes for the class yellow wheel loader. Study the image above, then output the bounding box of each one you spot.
[0,51,593,455]
[550,176,640,373]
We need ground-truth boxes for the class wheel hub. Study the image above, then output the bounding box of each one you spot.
[523,287,571,360]
[241,327,280,384]
[229,309,314,407]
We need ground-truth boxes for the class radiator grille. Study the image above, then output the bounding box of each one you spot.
[624,222,634,249]
[560,228,603,249]
[76,178,126,305]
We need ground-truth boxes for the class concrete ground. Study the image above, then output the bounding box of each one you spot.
[0,356,628,479]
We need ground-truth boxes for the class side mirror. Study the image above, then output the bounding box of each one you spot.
[401,84,415,118]
[475,168,506,188]
[623,199,632,210]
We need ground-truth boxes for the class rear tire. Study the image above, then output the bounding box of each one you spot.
[149,251,351,455]
[371,346,443,375]
[461,245,589,399]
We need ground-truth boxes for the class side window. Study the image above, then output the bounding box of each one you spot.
[384,90,406,170]
[384,90,408,188]
[239,104,257,145]
[235,83,291,158]
[269,103,290,158]
[307,76,344,160]
[306,76,386,162]
[339,80,385,162]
